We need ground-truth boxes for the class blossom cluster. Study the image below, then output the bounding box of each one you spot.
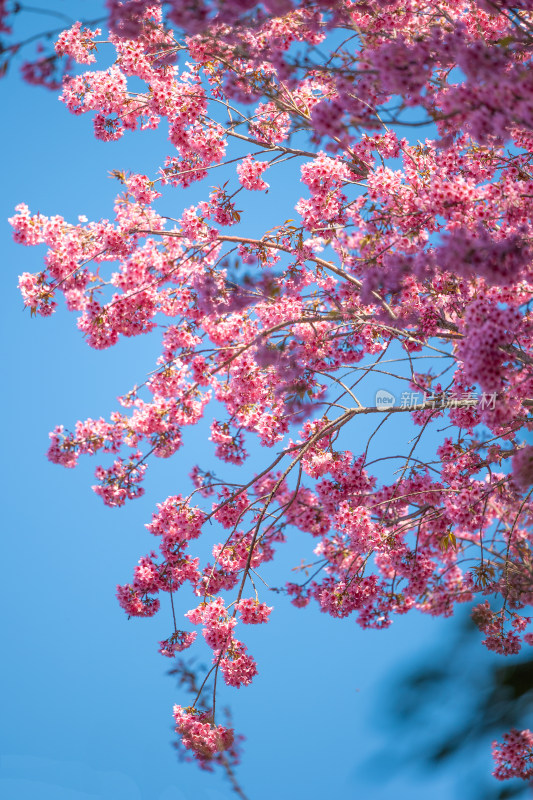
[173,705,234,760]
[492,729,533,782]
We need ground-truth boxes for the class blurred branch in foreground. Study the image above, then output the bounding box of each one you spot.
[367,613,533,799]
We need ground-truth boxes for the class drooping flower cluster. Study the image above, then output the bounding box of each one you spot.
[173,705,234,760]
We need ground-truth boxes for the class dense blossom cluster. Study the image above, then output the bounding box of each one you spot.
[173,705,234,760]
[492,729,533,781]
[10,0,533,784]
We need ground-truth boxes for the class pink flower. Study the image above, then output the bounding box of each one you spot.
[55,22,101,64]
[219,641,258,688]
[237,598,273,624]
[236,156,269,191]
[173,705,234,760]
[158,630,197,657]
[512,446,533,492]
[492,729,533,781]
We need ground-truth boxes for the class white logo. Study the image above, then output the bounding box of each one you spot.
[375,389,395,411]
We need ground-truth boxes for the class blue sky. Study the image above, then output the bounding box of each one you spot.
[1,3,526,799]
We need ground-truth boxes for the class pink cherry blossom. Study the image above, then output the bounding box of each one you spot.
[10,0,533,787]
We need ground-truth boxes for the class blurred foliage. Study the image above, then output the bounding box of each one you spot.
[368,614,533,799]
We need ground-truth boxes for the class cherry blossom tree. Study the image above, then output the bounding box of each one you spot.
[9,0,533,787]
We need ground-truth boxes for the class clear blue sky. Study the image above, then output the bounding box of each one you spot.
[0,3,520,799]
